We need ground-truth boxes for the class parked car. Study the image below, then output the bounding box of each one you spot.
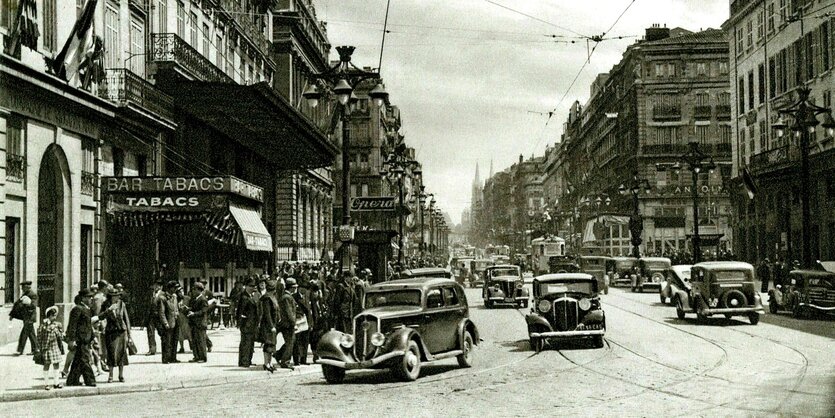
[660,265,692,305]
[673,261,764,325]
[316,278,479,383]
[611,256,638,287]
[633,257,671,293]
[768,269,835,318]
[400,268,453,280]
[525,273,606,352]
[482,265,529,308]
[578,256,612,294]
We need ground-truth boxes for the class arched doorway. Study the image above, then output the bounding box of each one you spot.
[37,146,69,316]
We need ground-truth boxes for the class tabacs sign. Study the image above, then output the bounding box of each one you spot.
[103,176,263,203]
[350,196,396,212]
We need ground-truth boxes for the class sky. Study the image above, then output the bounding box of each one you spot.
[314,0,730,225]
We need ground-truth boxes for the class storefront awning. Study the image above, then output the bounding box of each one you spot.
[171,81,338,169]
[228,202,272,252]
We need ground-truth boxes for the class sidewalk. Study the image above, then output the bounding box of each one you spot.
[0,327,321,402]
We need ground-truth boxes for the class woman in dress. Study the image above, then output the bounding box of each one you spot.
[258,280,278,372]
[37,306,64,390]
[103,289,131,383]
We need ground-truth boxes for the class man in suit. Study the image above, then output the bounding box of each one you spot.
[274,278,298,370]
[199,278,215,353]
[146,280,163,355]
[237,278,259,367]
[66,289,97,386]
[156,281,180,364]
[12,281,39,356]
[187,282,209,363]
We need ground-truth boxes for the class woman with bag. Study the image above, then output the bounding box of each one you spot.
[103,289,131,383]
[37,306,64,390]
[258,280,279,373]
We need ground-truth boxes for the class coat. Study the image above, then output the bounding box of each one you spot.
[188,292,210,329]
[258,293,278,344]
[156,292,179,330]
[238,291,260,335]
[277,292,297,331]
[66,303,94,345]
[15,290,39,324]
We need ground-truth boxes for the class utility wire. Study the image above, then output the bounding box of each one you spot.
[483,0,589,38]
[378,0,392,71]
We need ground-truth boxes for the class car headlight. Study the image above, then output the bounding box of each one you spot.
[339,333,355,348]
[538,300,552,312]
[370,332,385,347]
[578,298,592,311]
[516,282,523,289]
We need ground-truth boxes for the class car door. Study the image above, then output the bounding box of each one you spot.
[422,287,447,354]
[441,286,466,351]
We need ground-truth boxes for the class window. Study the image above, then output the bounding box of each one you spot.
[667,63,676,77]
[215,27,223,66]
[696,125,710,145]
[129,16,145,76]
[113,147,125,176]
[80,225,93,290]
[718,92,730,106]
[747,71,755,110]
[794,39,803,87]
[756,10,764,42]
[443,287,460,306]
[655,63,664,77]
[738,76,746,113]
[361,183,369,197]
[7,115,23,157]
[822,21,831,70]
[759,120,768,151]
[188,12,197,46]
[720,125,732,144]
[350,184,357,198]
[779,0,788,25]
[202,22,209,56]
[739,128,747,164]
[226,37,234,76]
[359,153,368,169]
[82,138,95,173]
[695,92,710,106]
[104,2,121,68]
[176,1,185,38]
[5,217,20,304]
[736,28,744,57]
[758,63,765,104]
[155,0,166,33]
[768,57,777,98]
[426,288,444,308]
[43,0,56,51]
[697,62,707,76]
[746,19,754,51]
[652,127,679,145]
[767,2,775,32]
[1,0,14,29]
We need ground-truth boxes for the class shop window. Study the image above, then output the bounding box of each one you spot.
[4,217,20,304]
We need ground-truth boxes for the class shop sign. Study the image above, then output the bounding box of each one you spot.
[104,176,263,202]
[107,194,226,212]
[669,185,728,195]
[350,196,397,212]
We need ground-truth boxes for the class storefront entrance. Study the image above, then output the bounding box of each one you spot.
[37,146,69,316]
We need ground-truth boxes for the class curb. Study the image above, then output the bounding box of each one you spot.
[0,365,321,403]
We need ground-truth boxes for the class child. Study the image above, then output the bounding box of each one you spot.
[37,306,64,390]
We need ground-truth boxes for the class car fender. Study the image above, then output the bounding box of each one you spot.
[674,289,693,311]
[385,326,429,361]
[457,318,480,346]
[582,309,605,325]
[486,287,506,298]
[525,313,553,333]
[316,330,352,363]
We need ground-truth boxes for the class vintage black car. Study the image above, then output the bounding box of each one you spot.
[633,257,671,293]
[482,265,529,308]
[400,267,453,280]
[660,265,692,305]
[673,261,764,325]
[548,255,581,274]
[316,278,479,383]
[578,256,611,294]
[526,273,606,352]
[768,269,835,318]
[611,256,638,287]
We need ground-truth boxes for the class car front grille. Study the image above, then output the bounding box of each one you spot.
[354,315,379,360]
[552,298,578,331]
[500,281,515,297]
[807,288,835,307]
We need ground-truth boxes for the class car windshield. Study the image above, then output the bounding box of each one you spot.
[364,290,422,308]
[713,270,751,282]
[539,280,594,295]
[644,261,670,269]
[491,268,519,277]
[673,270,691,281]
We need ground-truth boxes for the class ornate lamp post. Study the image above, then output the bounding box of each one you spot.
[772,87,835,268]
[302,46,389,227]
[618,171,651,259]
[380,144,419,264]
[669,142,716,264]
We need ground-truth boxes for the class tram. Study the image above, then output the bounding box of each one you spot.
[530,236,566,275]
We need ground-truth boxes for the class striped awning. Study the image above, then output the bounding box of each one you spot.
[228,202,272,252]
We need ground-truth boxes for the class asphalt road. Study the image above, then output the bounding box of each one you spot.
[4,287,833,417]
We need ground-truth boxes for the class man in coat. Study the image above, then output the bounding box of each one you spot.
[65,289,97,386]
[156,281,180,364]
[146,280,163,355]
[199,278,215,353]
[12,281,39,356]
[237,279,259,367]
[274,278,298,370]
[187,281,210,363]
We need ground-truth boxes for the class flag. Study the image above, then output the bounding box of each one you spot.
[47,0,98,85]
[741,167,757,200]
[2,0,39,57]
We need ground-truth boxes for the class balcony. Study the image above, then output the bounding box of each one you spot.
[81,171,96,196]
[6,153,25,183]
[693,105,712,120]
[98,69,175,121]
[152,33,233,83]
[750,145,801,174]
[716,105,731,121]
[218,0,270,56]
[652,104,682,121]
[641,144,689,155]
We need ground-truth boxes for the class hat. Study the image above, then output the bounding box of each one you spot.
[154,279,164,286]
[285,278,298,288]
[244,278,256,287]
[44,306,59,317]
[115,283,124,290]
[165,280,180,290]
[78,288,95,298]
[265,280,277,291]
[20,281,33,286]
[97,280,109,289]
[108,289,123,297]
[193,281,205,290]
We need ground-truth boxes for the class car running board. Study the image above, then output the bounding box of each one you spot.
[428,350,464,361]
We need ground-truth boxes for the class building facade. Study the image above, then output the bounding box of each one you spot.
[725,0,835,263]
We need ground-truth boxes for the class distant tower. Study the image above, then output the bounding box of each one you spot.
[489,159,493,178]
[471,162,483,207]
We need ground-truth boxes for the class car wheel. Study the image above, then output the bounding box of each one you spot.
[457,331,474,368]
[748,312,760,325]
[791,303,804,319]
[604,287,609,295]
[530,337,544,353]
[394,340,421,381]
[660,292,667,305]
[769,300,778,314]
[675,297,686,320]
[484,300,493,309]
[322,365,345,384]
[592,335,604,348]
[696,299,708,323]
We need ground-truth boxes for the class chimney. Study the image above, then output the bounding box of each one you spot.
[519,154,523,164]
[645,23,670,42]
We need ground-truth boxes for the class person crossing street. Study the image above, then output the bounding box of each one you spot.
[237,278,259,367]
[10,281,39,356]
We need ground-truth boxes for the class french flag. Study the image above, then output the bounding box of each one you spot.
[48,0,98,85]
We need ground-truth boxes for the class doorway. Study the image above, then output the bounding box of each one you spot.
[37,147,68,316]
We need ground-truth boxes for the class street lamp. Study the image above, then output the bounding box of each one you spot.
[618,171,652,258]
[380,145,419,265]
[582,194,611,253]
[772,86,835,268]
[302,46,389,228]
[669,141,716,264]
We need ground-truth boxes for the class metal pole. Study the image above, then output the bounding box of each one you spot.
[419,194,424,253]
[398,175,404,264]
[691,169,701,264]
[341,110,351,226]
[799,115,812,268]
[632,192,640,258]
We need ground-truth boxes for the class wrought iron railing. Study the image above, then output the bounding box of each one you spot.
[98,68,175,120]
[652,104,682,121]
[81,171,96,196]
[693,105,712,120]
[151,33,233,83]
[750,145,801,173]
[6,153,25,183]
[641,144,689,155]
[218,0,271,55]
[715,105,732,121]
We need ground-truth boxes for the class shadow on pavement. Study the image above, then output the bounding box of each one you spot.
[758,312,835,339]
[300,364,461,386]
[498,339,529,353]
[663,317,754,327]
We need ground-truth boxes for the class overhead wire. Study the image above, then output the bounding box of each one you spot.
[482,0,589,38]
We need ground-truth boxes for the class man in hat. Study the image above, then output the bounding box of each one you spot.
[199,278,215,353]
[156,281,180,364]
[187,281,209,363]
[66,289,97,386]
[274,278,298,370]
[91,280,111,372]
[145,280,163,356]
[237,278,259,367]
[11,281,39,356]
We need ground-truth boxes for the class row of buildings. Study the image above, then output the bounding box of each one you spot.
[0,0,447,343]
[471,0,835,266]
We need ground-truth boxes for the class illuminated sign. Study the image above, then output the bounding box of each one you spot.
[103,176,263,203]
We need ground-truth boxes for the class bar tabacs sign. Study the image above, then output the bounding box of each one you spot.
[351,197,396,212]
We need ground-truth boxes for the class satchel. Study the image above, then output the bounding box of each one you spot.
[9,301,25,320]
[127,337,138,356]
[295,315,309,334]
[33,351,44,365]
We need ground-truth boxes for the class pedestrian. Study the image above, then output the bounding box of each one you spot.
[237,278,259,368]
[60,295,79,380]
[187,281,209,363]
[258,278,267,296]
[65,288,97,387]
[307,280,327,362]
[259,280,279,372]
[758,258,771,292]
[199,278,215,353]
[291,280,311,366]
[228,280,243,328]
[145,280,162,356]
[156,281,180,364]
[102,288,131,383]
[274,278,297,370]
[37,306,64,390]
[10,280,39,356]
[91,280,111,373]
[334,272,355,333]
[176,285,191,354]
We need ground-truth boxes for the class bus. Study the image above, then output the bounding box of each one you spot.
[530,236,566,275]
[485,244,511,263]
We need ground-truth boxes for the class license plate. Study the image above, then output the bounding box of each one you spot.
[505,297,514,302]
